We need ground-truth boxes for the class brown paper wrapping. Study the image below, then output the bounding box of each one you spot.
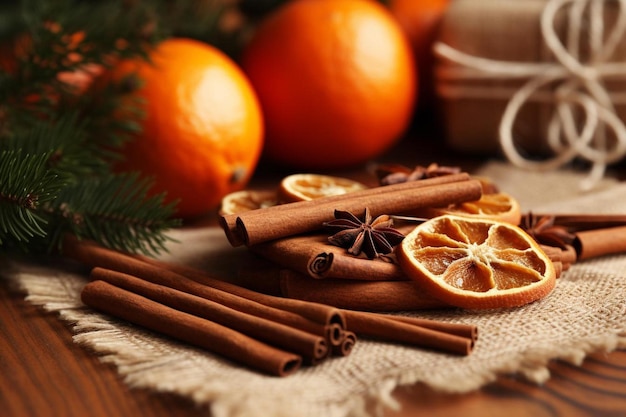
[435,0,626,155]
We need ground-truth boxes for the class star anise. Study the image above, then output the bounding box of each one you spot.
[375,163,462,186]
[521,213,576,249]
[323,208,405,259]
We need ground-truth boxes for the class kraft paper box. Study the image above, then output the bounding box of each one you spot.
[434,0,626,160]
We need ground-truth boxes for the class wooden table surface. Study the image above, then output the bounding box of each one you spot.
[2,134,626,417]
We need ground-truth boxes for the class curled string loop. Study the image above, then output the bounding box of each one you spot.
[435,0,626,189]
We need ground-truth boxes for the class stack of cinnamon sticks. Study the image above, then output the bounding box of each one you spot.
[63,236,478,378]
[220,173,482,312]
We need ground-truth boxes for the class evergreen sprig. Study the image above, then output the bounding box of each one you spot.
[50,173,180,255]
[0,149,62,246]
[0,0,210,256]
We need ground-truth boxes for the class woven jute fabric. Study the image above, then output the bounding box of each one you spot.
[3,161,626,417]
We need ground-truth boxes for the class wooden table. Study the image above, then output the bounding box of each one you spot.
[2,135,626,416]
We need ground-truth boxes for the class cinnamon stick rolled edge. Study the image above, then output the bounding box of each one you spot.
[81,280,302,377]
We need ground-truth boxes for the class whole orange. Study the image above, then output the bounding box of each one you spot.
[388,0,450,107]
[241,0,416,170]
[105,38,264,219]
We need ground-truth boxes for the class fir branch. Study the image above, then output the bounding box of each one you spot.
[3,112,110,179]
[49,173,181,255]
[0,0,247,256]
[0,149,65,245]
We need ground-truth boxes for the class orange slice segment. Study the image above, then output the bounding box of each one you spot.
[397,214,556,309]
[278,173,369,202]
[414,192,522,226]
[219,190,278,215]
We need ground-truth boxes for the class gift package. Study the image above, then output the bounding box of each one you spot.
[434,0,626,181]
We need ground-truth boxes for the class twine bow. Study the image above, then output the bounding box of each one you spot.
[435,0,626,189]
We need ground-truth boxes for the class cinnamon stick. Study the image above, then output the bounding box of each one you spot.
[81,280,302,376]
[249,233,407,281]
[221,175,483,247]
[332,331,357,357]
[62,237,334,340]
[220,173,472,246]
[277,268,448,312]
[575,225,626,260]
[65,238,477,356]
[127,249,347,331]
[534,213,626,232]
[538,245,565,277]
[341,310,474,355]
[136,249,475,346]
[361,313,478,342]
[90,267,329,364]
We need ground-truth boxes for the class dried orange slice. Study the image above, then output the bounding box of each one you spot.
[219,189,278,215]
[278,173,369,202]
[414,192,522,226]
[397,214,556,309]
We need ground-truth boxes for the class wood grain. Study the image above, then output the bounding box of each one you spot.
[0,281,204,417]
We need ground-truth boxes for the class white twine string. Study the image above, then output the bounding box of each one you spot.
[435,0,626,190]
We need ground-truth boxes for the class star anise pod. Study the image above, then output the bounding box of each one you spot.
[376,163,462,186]
[521,213,576,249]
[323,208,405,259]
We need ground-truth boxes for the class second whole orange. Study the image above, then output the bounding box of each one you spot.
[388,0,450,107]
[101,38,264,219]
[241,0,417,170]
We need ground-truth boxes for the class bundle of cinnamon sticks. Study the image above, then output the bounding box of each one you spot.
[59,166,626,377]
[229,172,626,312]
[63,236,478,377]
[218,173,483,312]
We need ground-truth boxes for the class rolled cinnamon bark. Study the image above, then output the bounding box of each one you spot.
[538,245,565,277]
[364,313,478,342]
[221,175,483,247]
[342,310,474,356]
[561,244,578,265]
[90,267,329,364]
[65,238,477,356]
[131,250,347,331]
[219,173,473,246]
[278,269,448,312]
[81,280,302,376]
[250,233,407,281]
[62,237,332,339]
[535,214,626,232]
[575,225,626,260]
[236,263,478,340]
[332,331,357,357]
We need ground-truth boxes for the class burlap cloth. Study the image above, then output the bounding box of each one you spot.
[3,161,626,417]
